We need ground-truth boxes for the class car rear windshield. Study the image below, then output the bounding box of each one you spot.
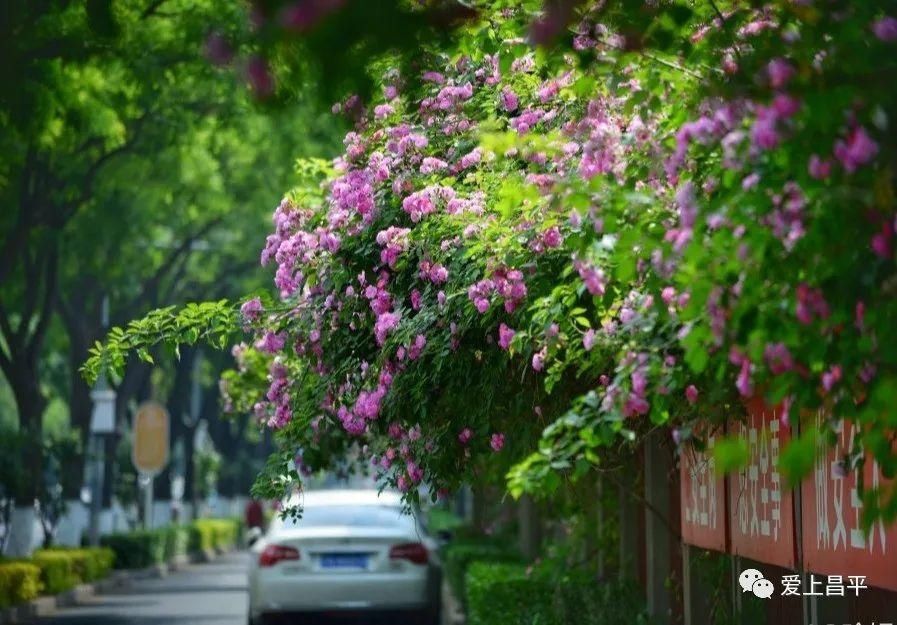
[281,505,416,529]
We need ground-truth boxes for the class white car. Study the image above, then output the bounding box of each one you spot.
[247,489,442,625]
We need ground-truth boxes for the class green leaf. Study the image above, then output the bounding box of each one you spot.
[712,436,750,475]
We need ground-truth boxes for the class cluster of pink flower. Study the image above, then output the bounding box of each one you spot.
[401,185,457,222]
[574,259,606,297]
[467,267,528,315]
[265,361,293,429]
[375,226,411,268]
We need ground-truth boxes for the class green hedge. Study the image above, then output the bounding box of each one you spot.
[101,530,166,570]
[466,563,557,625]
[443,539,523,608]
[101,520,241,570]
[162,525,190,561]
[187,521,215,554]
[427,508,465,535]
[36,548,115,583]
[21,547,116,596]
[465,561,651,625]
[30,551,78,595]
[554,576,651,625]
[189,519,241,554]
[0,562,41,608]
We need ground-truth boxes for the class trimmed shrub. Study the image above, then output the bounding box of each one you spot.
[0,562,42,608]
[465,562,557,625]
[427,508,464,535]
[101,530,166,570]
[162,526,190,561]
[554,576,651,625]
[36,547,115,583]
[30,551,78,595]
[443,540,523,607]
[465,561,652,625]
[99,520,241,570]
[187,521,215,554]
[189,518,242,554]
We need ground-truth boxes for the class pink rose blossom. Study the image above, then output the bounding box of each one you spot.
[498,324,516,350]
[871,222,893,259]
[821,365,842,392]
[808,154,832,180]
[500,88,519,112]
[257,331,286,354]
[736,360,753,397]
[766,58,795,89]
[834,126,878,173]
[873,16,897,41]
[764,342,794,375]
[240,297,264,323]
[532,347,547,372]
[582,329,596,351]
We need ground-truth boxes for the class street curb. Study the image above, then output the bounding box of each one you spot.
[55,584,94,608]
[190,549,217,563]
[441,579,465,625]
[0,549,231,624]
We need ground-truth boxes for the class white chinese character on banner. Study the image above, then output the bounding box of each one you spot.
[814,413,889,556]
[805,574,824,596]
[846,575,868,596]
[736,409,781,540]
[815,410,831,550]
[780,574,801,596]
[685,436,718,531]
[825,575,844,596]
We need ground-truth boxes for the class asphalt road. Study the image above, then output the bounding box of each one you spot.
[38,552,250,625]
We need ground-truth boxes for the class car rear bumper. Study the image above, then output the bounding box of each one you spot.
[250,570,432,616]
[256,607,436,625]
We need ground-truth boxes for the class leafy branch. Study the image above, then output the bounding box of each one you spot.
[80,299,239,385]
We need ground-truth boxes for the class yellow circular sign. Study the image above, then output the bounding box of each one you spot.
[132,401,169,475]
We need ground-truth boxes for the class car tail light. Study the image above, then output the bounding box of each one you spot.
[389,542,428,565]
[259,544,300,567]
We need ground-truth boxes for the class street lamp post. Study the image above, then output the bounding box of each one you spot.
[88,297,116,547]
[88,374,116,546]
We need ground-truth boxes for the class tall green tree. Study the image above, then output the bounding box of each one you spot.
[0,0,338,500]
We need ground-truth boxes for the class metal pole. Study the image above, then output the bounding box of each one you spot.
[88,434,106,546]
[142,473,154,530]
[88,296,112,546]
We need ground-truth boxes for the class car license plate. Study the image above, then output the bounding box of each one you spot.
[320,553,368,569]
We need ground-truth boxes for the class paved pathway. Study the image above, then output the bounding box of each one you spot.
[37,552,249,625]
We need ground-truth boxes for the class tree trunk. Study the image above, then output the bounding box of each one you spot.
[156,348,197,502]
[9,363,46,505]
[59,290,102,500]
[517,494,542,560]
[471,483,488,532]
[108,361,152,508]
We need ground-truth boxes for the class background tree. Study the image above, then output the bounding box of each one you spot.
[1,0,341,506]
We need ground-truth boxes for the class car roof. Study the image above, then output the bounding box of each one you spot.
[285,489,404,508]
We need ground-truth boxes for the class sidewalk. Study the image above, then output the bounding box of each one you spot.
[28,552,249,625]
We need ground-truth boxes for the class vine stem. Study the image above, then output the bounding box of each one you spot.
[708,0,727,25]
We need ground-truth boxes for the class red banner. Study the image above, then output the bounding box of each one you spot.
[800,412,897,592]
[727,397,797,569]
[680,427,727,552]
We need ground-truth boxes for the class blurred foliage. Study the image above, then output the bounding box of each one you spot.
[1,0,343,500]
[0,561,42,608]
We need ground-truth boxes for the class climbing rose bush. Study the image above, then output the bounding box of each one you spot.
[88,1,897,520]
